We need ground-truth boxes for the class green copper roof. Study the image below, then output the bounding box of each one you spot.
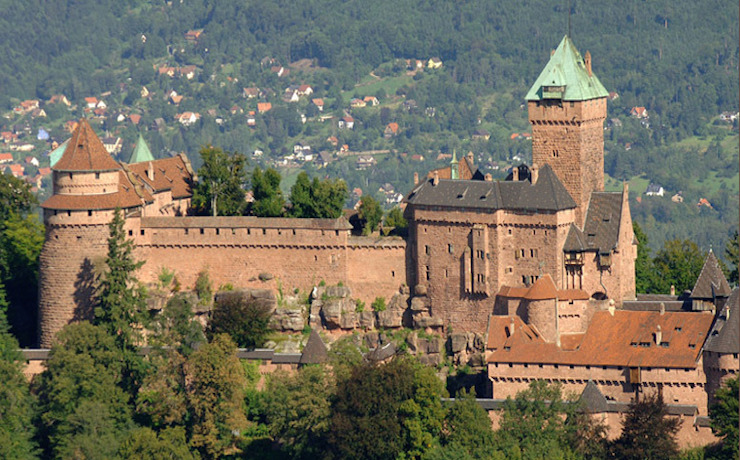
[525,35,608,102]
[129,134,154,163]
[49,139,69,168]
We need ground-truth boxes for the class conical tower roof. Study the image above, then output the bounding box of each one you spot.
[299,330,328,365]
[690,250,731,299]
[526,35,608,102]
[524,273,558,300]
[52,118,121,172]
[129,133,155,164]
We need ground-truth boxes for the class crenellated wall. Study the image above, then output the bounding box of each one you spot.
[129,216,406,307]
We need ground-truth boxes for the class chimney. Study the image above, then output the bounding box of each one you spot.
[509,317,515,336]
[670,285,675,296]
[413,172,419,185]
[147,161,154,181]
[432,171,439,186]
[585,51,592,77]
[655,325,662,345]
[530,164,539,184]
[466,151,474,166]
[660,302,665,315]
[484,173,493,182]
[512,167,519,181]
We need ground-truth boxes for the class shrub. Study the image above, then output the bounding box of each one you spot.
[355,300,365,313]
[158,267,175,289]
[218,283,234,291]
[195,269,212,304]
[208,293,273,348]
[371,297,386,312]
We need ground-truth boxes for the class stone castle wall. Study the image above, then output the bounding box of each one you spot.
[130,216,406,307]
[529,98,606,226]
[407,205,575,333]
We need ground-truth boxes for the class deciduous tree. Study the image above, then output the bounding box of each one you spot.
[609,391,680,460]
[251,167,285,217]
[208,292,273,348]
[358,195,383,236]
[191,146,248,216]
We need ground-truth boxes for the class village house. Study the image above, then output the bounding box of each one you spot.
[645,183,665,197]
[384,122,399,138]
[350,98,366,108]
[630,106,648,118]
[364,96,379,106]
[427,57,443,69]
[338,116,354,130]
[355,155,376,170]
[184,29,203,42]
[176,112,200,126]
[257,102,272,114]
[243,87,260,99]
[312,98,325,111]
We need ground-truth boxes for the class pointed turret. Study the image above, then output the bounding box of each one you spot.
[526,35,608,102]
[129,133,155,164]
[52,118,120,172]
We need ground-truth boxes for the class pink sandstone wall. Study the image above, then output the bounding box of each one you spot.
[529,98,606,227]
[408,205,575,334]
[130,217,406,306]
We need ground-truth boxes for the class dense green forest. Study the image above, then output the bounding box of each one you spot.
[0,0,737,254]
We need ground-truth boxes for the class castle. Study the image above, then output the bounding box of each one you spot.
[37,35,737,446]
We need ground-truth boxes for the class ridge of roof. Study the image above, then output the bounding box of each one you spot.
[52,118,121,172]
[525,35,609,102]
[129,133,155,164]
[690,250,732,299]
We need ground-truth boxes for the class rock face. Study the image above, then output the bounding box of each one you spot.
[271,308,305,331]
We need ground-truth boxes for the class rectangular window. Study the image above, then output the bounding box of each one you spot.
[425,245,430,255]
[448,244,453,254]
[200,228,204,235]
[425,266,430,280]
[140,229,145,236]
[184,228,188,235]
[95,172,100,179]
[88,210,92,217]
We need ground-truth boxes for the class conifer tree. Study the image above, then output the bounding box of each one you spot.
[95,208,146,351]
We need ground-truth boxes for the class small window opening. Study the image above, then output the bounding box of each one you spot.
[140,229,145,236]
[200,228,204,234]
[88,210,92,216]
[95,172,100,179]
[128,230,133,236]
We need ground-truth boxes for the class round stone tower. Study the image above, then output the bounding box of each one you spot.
[38,119,134,346]
[526,36,608,227]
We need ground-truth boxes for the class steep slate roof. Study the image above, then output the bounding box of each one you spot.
[578,380,609,413]
[406,164,575,212]
[52,119,121,172]
[129,134,155,163]
[487,310,714,368]
[525,35,608,102]
[563,224,587,252]
[299,330,328,364]
[704,288,739,354]
[690,251,732,300]
[582,192,623,252]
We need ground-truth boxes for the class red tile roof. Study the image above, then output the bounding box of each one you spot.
[523,274,558,300]
[52,119,121,172]
[127,154,193,199]
[487,310,714,368]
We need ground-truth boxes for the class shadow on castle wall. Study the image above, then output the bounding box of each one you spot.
[73,258,96,321]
